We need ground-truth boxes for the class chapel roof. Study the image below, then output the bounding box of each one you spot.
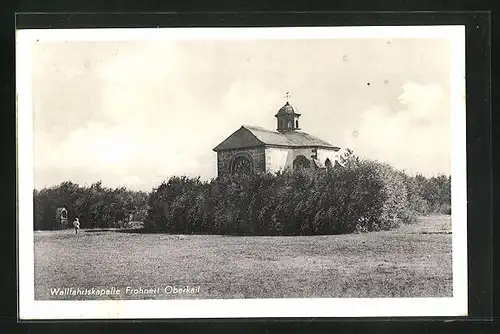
[213,125,339,151]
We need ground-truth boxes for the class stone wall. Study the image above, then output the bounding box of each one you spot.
[216,147,266,176]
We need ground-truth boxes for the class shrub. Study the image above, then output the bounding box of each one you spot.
[145,159,414,235]
[433,203,452,215]
[147,176,206,233]
[401,173,451,217]
[33,160,450,234]
[327,160,410,233]
[33,181,149,230]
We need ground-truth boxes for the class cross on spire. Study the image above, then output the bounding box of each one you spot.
[284,92,291,103]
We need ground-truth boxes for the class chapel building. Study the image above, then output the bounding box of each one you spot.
[213,97,342,176]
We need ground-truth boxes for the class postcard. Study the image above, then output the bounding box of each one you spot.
[17,25,467,319]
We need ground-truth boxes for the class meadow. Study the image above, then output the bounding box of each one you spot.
[34,215,452,300]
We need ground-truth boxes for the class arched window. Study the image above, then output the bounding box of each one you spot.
[230,154,253,174]
[293,155,311,169]
[325,158,333,169]
[295,120,299,128]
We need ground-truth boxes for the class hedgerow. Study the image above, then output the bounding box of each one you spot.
[33,181,149,230]
[145,159,414,235]
[33,159,451,233]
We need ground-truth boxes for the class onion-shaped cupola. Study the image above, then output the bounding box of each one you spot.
[275,92,301,133]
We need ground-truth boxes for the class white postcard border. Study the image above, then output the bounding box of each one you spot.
[17,25,467,320]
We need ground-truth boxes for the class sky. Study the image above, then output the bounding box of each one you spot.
[30,36,452,191]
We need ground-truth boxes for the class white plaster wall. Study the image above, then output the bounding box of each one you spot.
[287,147,339,166]
[265,147,341,172]
[317,149,340,166]
[265,147,292,172]
[290,148,315,161]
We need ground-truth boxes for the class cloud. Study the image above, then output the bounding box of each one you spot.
[34,44,214,190]
[33,40,452,190]
[34,43,283,190]
[344,82,450,176]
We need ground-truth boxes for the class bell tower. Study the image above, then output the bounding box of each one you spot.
[275,92,301,133]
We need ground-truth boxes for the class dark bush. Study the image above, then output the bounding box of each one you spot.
[145,159,416,236]
[401,173,451,217]
[33,181,149,230]
[33,159,451,234]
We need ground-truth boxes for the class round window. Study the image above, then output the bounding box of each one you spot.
[231,155,252,174]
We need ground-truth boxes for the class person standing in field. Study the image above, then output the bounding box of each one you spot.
[73,217,80,234]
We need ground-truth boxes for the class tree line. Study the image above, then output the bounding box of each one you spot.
[33,181,149,230]
[144,159,451,236]
[33,159,451,234]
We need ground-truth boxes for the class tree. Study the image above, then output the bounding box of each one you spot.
[34,181,153,230]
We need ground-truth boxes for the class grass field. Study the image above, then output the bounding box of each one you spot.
[34,215,452,300]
